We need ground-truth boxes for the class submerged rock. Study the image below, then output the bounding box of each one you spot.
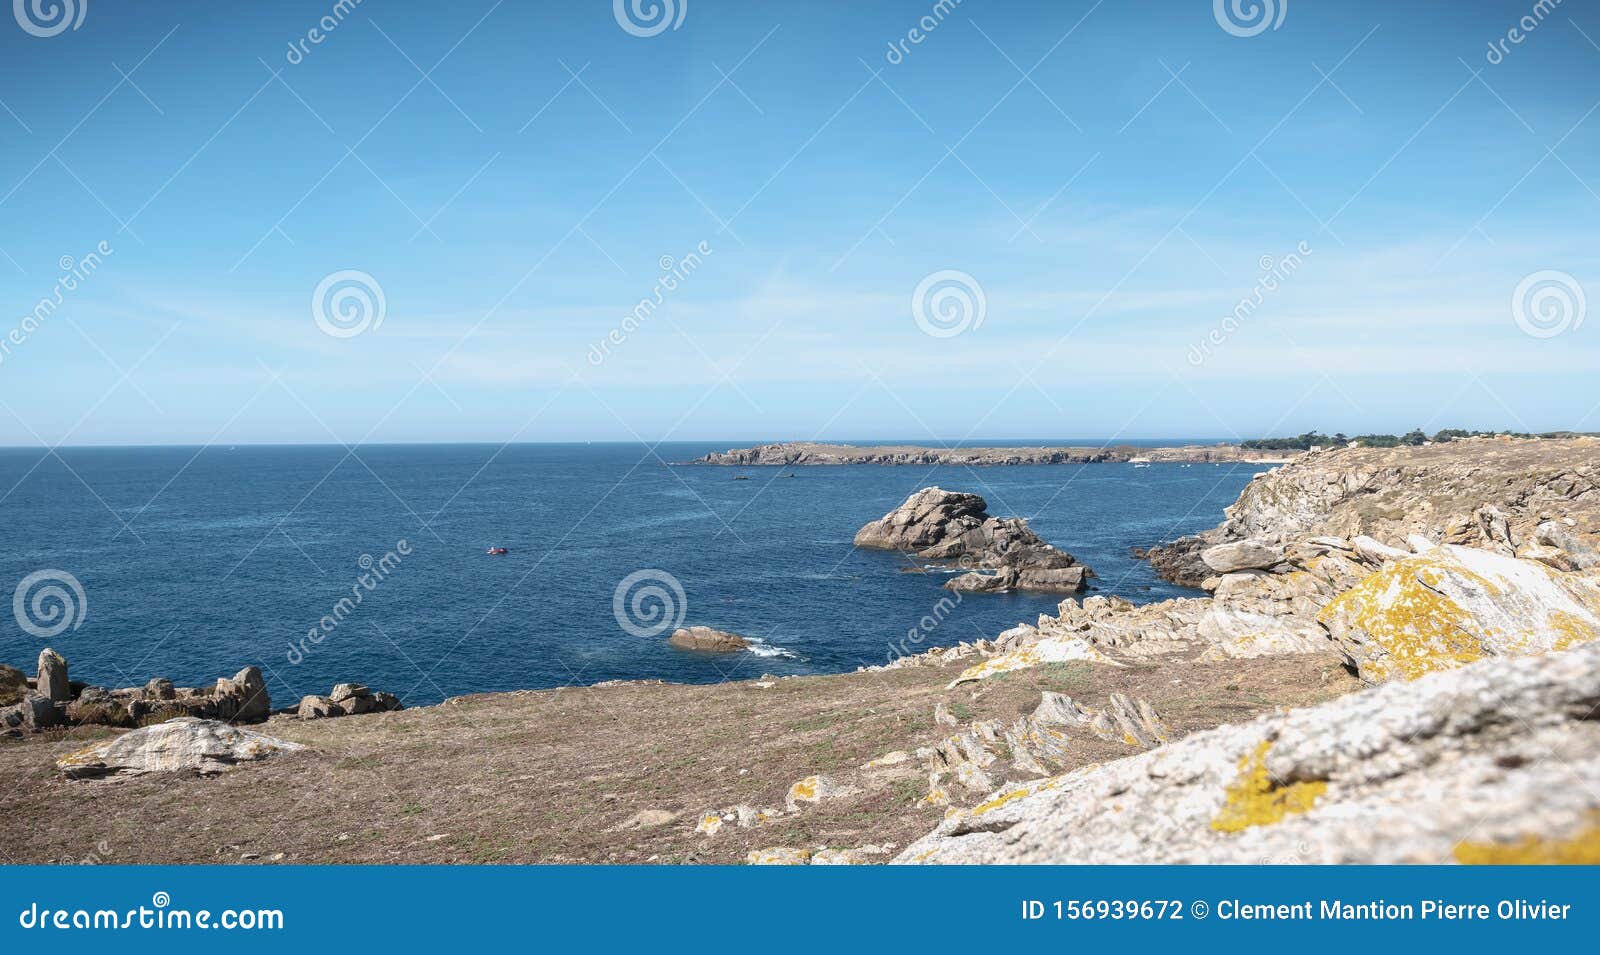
[897,642,1600,864]
[57,718,307,779]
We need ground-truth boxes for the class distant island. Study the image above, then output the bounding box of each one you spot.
[688,442,1299,467]
[689,431,1595,466]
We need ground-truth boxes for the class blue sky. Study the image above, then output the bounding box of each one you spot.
[0,0,1597,445]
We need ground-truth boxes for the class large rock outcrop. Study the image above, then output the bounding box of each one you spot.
[854,487,1091,593]
[296,682,403,719]
[1146,437,1600,587]
[36,648,70,703]
[1319,544,1600,682]
[57,718,307,779]
[897,641,1600,864]
[0,653,410,733]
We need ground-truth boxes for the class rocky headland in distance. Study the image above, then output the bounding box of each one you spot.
[687,441,1298,467]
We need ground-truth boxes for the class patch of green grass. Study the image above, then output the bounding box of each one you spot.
[949,702,973,722]
[892,778,924,805]
[788,711,846,733]
[400,803,424,816]
[470,843,513,863]
[1041,661,1094,694]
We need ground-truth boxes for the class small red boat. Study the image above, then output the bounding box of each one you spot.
[486,547,508,556]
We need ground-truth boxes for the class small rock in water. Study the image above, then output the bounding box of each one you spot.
[668,626,749,653]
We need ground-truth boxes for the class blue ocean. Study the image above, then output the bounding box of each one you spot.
[0,443,1263,707]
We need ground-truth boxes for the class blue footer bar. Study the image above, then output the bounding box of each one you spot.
[2,865,1594,948]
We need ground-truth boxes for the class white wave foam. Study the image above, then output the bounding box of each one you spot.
[746,639,800,660]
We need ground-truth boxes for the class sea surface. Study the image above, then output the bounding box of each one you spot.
[0,443,1266,707]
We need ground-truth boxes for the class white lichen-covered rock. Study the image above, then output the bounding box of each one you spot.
[57,718,306,779]
[1318,544,1600,683]
[1194,606,1331,660]
[896,642,1600,864]
[946,635,1118,687]
[920,692,1169,807]
[784,774,854,810]
[1200,539,1283,573]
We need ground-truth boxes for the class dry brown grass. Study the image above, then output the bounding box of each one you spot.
[0,650,1357,865]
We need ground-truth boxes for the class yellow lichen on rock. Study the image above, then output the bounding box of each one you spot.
[747,847,811,865]
[1453,822,1600,864]
[971,785,1033,816]
[1319,545,1600,682]
[1209,741,1326,833]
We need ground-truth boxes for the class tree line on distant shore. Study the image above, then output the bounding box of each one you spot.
[1239,429,1591,451]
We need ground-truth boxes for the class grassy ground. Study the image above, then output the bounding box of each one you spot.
[0,650,1357,864]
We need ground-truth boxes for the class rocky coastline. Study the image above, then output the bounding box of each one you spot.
[688,441,1297,467]
[4,435,1598,865]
